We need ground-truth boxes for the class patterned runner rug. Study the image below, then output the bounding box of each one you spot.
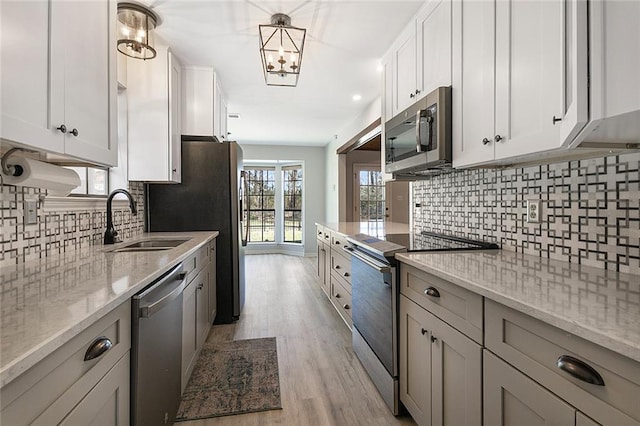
[175,337,282,421]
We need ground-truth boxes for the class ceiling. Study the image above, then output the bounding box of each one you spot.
[151,1,424,147]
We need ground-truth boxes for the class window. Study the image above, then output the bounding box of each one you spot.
[246,167,276,242]
[245,162,303,245]
[283,165,303,243]
[354,166,385,222]
[64,166,109,196]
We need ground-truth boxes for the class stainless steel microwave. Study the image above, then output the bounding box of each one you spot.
[385,86,452,175]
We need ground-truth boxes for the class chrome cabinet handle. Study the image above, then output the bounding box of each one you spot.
[424,287,440,298]
[84,336,113,361]
[56,124,67,133]
[494,134,503,142]
[482,138,491,145]
[70,128,79,137]
[557,355,605,386]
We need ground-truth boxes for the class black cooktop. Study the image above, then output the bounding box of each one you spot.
[385,231,500,252]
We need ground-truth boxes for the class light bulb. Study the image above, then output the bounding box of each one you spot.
[278,46,284,58]
[267,54,274,64]
[121,26,131,37]
[137,29,145,40]
[290,53,296,64]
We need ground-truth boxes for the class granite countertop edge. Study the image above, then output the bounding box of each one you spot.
[0,231,219,388]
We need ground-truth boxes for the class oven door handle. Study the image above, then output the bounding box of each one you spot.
[346,247,391,273]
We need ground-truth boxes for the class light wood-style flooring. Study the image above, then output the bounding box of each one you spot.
[179,254,416,426]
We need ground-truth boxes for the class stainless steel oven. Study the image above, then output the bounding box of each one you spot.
[385,86,451,175]
[346,231,499,416]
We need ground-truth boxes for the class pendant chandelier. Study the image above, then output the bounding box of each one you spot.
[258,13,306,87]
[117,2,161,60]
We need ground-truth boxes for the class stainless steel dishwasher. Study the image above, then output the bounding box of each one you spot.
[131,263,187,425]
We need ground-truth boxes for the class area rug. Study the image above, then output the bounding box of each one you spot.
[175,337,282,421]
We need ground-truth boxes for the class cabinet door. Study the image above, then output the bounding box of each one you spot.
[196,270,209,350]
[56,0,117,166]
[430,313,482,426]
[399,295,432,426]
[181,280,197,393]
[393,25,417,113]
[494,0,564,159]
[317,241,326,287]
[484,350,576,426]
[59,353,130,426]
[416,0,452,96]
[0,1,65,154]
[322,242,331,297]
[169,51,182,183]
[208,240,217,324]
[451,0,495,167]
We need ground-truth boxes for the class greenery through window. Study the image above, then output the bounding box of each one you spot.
[283,165,303,243]
[246,167,276,242]
[358,169,385,222]
[245,163,304,245]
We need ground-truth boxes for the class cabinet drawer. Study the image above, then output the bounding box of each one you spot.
[331,250,352,286]
[1,301,131,425]
[330,232,349,251]
[485,299,640,425]
[331,276,353,328]
[184,245,210,282]
[399,263,482,344]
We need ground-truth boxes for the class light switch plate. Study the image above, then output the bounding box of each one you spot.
[24,200,37,225]
[526,199,541,223]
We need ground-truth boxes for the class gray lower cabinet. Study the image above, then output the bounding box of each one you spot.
[484,350,576,426]
[58,353,130,426]
[399,294,482,426]
[208,239,217,324]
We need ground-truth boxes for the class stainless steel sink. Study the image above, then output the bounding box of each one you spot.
[105,239,190,253]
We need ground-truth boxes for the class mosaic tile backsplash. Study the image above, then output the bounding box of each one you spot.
[0,182,145,267]
[412,152,640,275]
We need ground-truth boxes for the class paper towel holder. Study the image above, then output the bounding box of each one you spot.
[1,147,36,177]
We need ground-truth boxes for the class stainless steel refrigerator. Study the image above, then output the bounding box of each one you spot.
[146,139,247,323]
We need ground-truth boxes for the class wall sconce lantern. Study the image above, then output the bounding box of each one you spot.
[259,13,306,87]
[117,2,161,60]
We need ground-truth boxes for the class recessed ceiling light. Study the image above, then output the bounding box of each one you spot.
[352,94,362,101]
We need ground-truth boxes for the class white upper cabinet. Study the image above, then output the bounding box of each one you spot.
[182,67,227,142]
[1,0,117,166]
[384,0,452,120]
[127,40,182,183]
[416,0,452,98]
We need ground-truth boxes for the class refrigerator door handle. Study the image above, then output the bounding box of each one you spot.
[240,170,249,246]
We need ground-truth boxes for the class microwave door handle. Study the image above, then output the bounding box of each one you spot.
[415,110,423,152]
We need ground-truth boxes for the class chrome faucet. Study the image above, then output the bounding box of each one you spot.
[104,189,137,245]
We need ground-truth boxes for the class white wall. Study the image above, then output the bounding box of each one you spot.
[240,144,326,256]
[324,97,382,222]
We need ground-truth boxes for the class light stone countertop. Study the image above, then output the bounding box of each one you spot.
[0,231,218,388]
[316,221,410,238]
[396,250,640,363]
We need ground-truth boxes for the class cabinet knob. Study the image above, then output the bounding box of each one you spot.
[70,128,79,137]
[172,168,177,173]
[421,328,428,335]
[494,134,503,143]
[409,93,415,99]
[415,89,421,95]
[552,115,562,124]
[197,283,204,290]
[84,336,113,361]
[335,265,341,269]
[56,124,67,134]
[343,272,350,278]
[482,137,491,145]
[431,335,437,343]
[335,293,341,299]
[343,304,350,310]
[335,240,341,245]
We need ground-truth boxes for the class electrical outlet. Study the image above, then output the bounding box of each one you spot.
[526,200,541,223]
[24,200,38,225]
